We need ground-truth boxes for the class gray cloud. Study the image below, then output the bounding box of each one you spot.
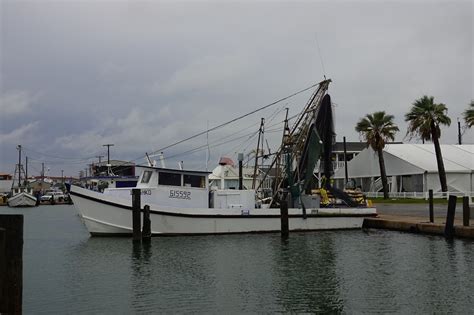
[0,0,472,176]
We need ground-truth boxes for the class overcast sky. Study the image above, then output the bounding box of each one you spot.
[1,0,472,177]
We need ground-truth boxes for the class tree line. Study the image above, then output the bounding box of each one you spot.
[355,97,473,199]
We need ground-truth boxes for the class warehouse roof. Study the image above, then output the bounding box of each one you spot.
[334,144,474,178]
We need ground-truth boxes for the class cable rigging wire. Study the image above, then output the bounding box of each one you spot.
[107,82,321,173]
[148,82,319,156]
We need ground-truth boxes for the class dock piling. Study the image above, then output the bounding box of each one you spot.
[142,205,151,242]
[444,195,457,238]
[132,189,142,242]
[428,189,434,223]
[280,199,289,238]
[0,215,23,314]
[462,196,470,227]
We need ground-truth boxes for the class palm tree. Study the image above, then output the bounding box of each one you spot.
[464,100,474,128]
[405,96,451,192]
[355,111,399,199]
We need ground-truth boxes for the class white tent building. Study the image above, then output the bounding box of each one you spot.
[334,144,473,196]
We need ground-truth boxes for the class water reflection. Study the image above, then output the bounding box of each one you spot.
[274,233,343,313]
[131,241,153,312]
[20,204,474,314]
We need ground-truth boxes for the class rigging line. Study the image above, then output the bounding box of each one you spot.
[223,131,261,158]
[108,81,323,173]
[195,110,290,158]
[315,32,326,78]
[172,116,281,161]
[166,129,261,160]
[170,123,262,160]
[149,82,321,156]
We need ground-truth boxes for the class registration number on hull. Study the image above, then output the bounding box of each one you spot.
[169,190,191,200]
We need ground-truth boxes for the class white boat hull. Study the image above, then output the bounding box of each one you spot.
[71,186,377,236]
[8,192,37,207]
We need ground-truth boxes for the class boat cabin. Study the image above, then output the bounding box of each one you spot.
[104,166,211,209]
[106,165,255,210]
[136,166,209,190]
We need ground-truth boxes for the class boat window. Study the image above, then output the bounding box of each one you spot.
[141,171,152,184]
[158,172,181,186]
[184,174,206,188]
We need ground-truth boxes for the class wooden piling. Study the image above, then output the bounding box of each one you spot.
[132,189,142,242]
[142,205,151,242]
[0,215,23,314]
[462,196,470,227]
[280,199,289,237]
[444,195,457,238]
[0,228,5,298]
[428,189,434,223]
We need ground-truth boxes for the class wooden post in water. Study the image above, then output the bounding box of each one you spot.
[0,215,23,314]
[462,196,470,227]
[280,199,289,237]
[444,195,457,238]
[142,205,151,242]
[0,228,5,306]
[429,189,434,223]
[132,189,142,242]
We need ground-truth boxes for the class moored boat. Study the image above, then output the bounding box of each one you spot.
[8,145,37,207]
[70,166,376,235]
[8,188,37,207]
[70,79,377,236]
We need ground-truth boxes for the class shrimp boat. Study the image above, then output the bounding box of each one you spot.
[70,79,377,235]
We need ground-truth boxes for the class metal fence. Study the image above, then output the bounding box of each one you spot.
[365,191,473,202]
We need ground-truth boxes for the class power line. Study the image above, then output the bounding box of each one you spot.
[22,146,101,161]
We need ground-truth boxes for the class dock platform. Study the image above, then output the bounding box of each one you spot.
[363,203,474,239]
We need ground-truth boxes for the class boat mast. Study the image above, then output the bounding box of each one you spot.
[252,118,265,189]
[25,156,28,187]
[17,145,22,188]
[255,79,331,205]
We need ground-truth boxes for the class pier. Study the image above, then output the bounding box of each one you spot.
[363,200,474,239]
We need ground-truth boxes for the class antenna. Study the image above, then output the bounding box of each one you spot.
[315,32,326,80]
[206,120,210,171]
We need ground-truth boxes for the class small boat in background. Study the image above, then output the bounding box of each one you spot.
[8,187,37,207]
[8,145,37,207]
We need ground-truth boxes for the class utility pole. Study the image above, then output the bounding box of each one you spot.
[457,118,462,145]
[343,136,348,186]
[102,144,114,165]
[17,145,22,188]
[103,144,114,175]
[25,156,28,187]
[61,170,64,183]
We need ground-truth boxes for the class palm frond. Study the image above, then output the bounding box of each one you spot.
[405,95,451,141]
[355,111,399,151]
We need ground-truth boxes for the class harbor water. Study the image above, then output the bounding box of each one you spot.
[4,205,473,313]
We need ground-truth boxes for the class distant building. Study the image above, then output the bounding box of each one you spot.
[209,157,273,191]
[329,141,367,171]
[0,173,13,194]
[334,144,474,194]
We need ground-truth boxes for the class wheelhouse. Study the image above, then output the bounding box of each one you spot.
[136,166,209,191]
